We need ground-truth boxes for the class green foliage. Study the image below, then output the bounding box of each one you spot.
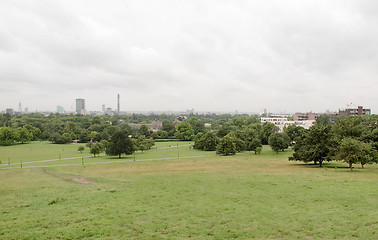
[332,116,364,141]
[284,125,306,144]
[316,114,332,125]
[138,124,151,137]
[50,133,72,144]
[335,137,377,171]
[106,131,134,158]
[151,130,168,139]
[175,122,194,141]
[0,127,16,145]
[77,145,85,153]
[261,122,279,145]
[189,117,206,134]
[249,137,262,154]
[268,132,290,153]
[216,135,236,155]
[226,132,245,152]
[162,120,175,136]
[88,142,105,157]
[193,132,219,151]
[16,127,32,143]
[289,124,332,167]
[134,136,155,152]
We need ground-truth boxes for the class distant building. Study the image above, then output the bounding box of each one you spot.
[18,102,22,113]
[75,99,85,115]
[261,117,288,124]
[293,113,321,121]
[24,107,28,113]
[57,106,65,114]
[261,117,315,131]
[117,94,120,113]
[102,104,106,113]
[6,108,14,114]
[339,104,371,116]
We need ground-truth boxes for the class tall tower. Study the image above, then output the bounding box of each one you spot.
[117,94,120,113]
[18,102,22,113]
[75,98,85,115]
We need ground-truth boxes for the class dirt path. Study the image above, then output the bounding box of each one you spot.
[43,169,98,184]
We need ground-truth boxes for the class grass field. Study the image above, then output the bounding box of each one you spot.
[0,142,377,239]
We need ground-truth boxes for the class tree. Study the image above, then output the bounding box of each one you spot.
[335,137,377,170]
[216,136,236,156]
[268,132,290,153]
[138,124,150,137]
[232,117,246,129]
[193,132,219,151]
[134,136,155,153]
[78,145,85,154]
[289,124,332,167]
[249,137,262,154]
[316,114,332,125]
[284,125,306,144]
[106,130,134,158]
[175,122,194,140]
[16,127,32,144]
[162,120,175,136]
[261,122,279,145]
[189,117,206,134]
[226,132,245,152]
[0,127,16,146]
[89,143,104,157]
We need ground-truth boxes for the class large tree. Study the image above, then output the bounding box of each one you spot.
[284,125,306,144]
[289,124,332,167]
[162,120,175,136]
[16,127,32,144]
[268,132,290,153]
[335,137,376,171]
[261,122,279,145]
[193,131,219,151]
[189,117,206,135]
[175,122,194,140]
[106,131,134,158]
[0,127,16,146]
[216,135,236,156]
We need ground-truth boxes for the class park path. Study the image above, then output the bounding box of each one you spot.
[43,169,98,184]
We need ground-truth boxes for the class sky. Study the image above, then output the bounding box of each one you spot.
[1,0,378,114]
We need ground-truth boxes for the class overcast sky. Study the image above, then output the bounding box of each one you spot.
[1,0,377,114]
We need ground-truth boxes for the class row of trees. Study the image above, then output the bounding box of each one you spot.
[289,115,378,170]
[80,131,156,158]
[0,125,41,145]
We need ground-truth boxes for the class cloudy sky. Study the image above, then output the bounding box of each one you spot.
[1,0,377,114]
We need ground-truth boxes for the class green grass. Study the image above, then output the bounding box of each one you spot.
[0,142,377,239]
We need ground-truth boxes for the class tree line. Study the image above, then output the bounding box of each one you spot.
[289,115,378,170]
[1,112,377,170]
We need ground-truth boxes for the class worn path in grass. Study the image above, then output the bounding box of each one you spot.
[43,169,98,184]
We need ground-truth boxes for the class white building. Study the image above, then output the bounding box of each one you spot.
[261,117,315,132]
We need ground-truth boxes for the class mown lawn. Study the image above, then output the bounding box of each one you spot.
[0,143,377,239]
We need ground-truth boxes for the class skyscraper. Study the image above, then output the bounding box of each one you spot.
[57,106,65,114]
[75,98,85,115]
[117,94,120,113]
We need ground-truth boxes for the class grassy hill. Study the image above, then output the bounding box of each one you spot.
[0,142,377,239]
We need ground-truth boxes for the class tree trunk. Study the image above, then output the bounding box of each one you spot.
[361,163,364,168]
[349,161,353,171]
[119,153,121,158]
[319,160,323,168]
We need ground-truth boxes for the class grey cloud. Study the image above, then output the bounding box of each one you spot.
[0,0,377,113]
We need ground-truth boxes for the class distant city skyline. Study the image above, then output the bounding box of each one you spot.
[1,1,378,113]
